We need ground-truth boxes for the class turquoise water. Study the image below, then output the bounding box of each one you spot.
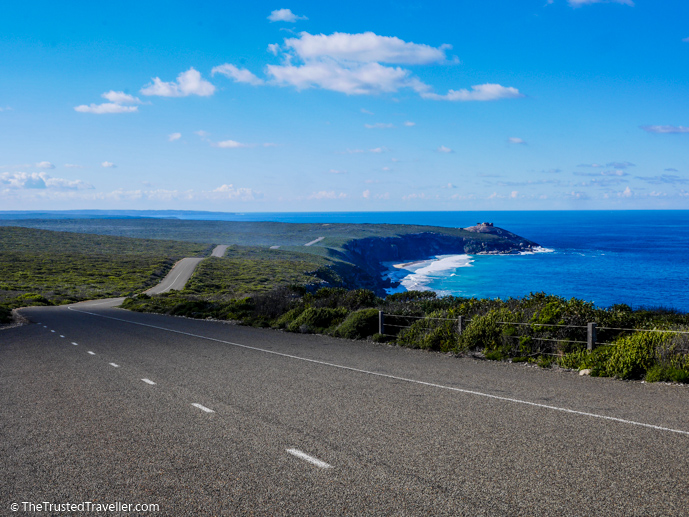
[192,210,689,312]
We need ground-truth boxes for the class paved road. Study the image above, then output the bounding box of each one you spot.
[2,300,688,515]
[145,245,226,295]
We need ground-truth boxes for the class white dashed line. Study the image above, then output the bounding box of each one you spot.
[50,330,55,333]
[68,306,689,437]
[191,403,214,413]
[60,335,65,338]
[141,378,156,385]
[43,326,47,328]
[87,351,95,355]
[286,448,333,469]
[72,342,78,346]
[109,363,120,368]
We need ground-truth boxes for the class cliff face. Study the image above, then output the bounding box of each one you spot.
[340,227,538,294]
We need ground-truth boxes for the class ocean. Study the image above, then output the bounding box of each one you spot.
[15,210,686,312]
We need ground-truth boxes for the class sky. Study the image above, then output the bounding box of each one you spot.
[1,0,688,212]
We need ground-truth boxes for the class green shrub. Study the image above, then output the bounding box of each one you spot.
[287,307,348,334]
[396,310,458,352]
[645,365,689,383]
[274,307,306,328]
[603,332,668,379]
[334,308,380,340]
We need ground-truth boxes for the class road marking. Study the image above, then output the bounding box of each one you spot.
[87,351,95,355]
[109,363,120,368]
[43,326,47,328]
[159,270,186,294]
[141,378,156,385]
[60,335,65,338]
[72,342,78,346]
[50,330,55,333]
[68,306,689,437]
[191,403,214,413]
[286,448,333,469]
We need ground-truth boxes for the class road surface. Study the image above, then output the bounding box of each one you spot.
[2,299,688,515]
[145,245,226,295]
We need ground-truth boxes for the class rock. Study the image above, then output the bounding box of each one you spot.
[579,369,592,376]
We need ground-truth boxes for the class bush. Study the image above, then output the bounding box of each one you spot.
[396,310,458,352]
[603,332,668,379]
[334,308,380,340]
[287,307,348,334]
[645,365,689,383]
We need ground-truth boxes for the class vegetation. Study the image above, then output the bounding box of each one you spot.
[0,226,208,315]
[122,281,689,383]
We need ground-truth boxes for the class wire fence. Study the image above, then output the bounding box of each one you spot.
[377,310,689,355]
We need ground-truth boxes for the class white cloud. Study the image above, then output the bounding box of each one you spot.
[510,191,519,198]
[268,43,280,55]
[422,84,523,102]
[0,106,12,111]
[168,132,182,142]
[212,64,264,85]
[0,171,93,190]
[365,122,394,129]
[508,137,526,144]
[101,91,141,104]
[568,0,634,6]
[362,189,371,199]
[308,190,346,199]
[195,130,210,138]
[140,68,215,97]
[101,161,116,168]
[369,147,385,153]
[267,60,428,96]
[74,103,138,114]
[640,125,689,134]
[211,184,256,200]
[437,146,453,153]
[283,31,450,65]
[403,121,415,127]
[36,161,55,169]
[619,186,633,197]
[268,8,308,23]
[329,169,346,174]
[361,108,374,114]
[216,140,251,149]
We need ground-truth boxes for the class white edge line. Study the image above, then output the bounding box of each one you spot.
[109,363,120,368]
[67,305,689,437]
[191,403,214,413]
[87,351,95,355]
[72,342,78,346]
[286,448,333,469]
[141,378,156,385]
[60,335,65,338]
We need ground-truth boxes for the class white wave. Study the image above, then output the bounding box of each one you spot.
[398,254,473,291]
[519,246,555,255]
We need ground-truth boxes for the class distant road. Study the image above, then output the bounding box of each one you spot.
[3,301,688,514]
[304,236,324,246]
[211,245,228,257]
[145,245,226,295]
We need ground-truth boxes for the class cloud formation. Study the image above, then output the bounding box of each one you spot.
[437,146,453,153]
[268,9,307,23]
[168,132,182,142]
[1,171,93,190]
[36,161,55,169]
[101,161,116,168]
[568,0,634,6]
[216,31,521,101]
[141,68,215,97]
[212,64,264,85]
[640,125,689,134]
[508,137,526,144]
[74,90,141,114]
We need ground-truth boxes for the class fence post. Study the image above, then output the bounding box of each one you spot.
[587,322,597,352]
[457,315,464,336]
[379,311,385,335]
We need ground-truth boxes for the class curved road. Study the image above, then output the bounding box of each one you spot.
[2,298,688,515]
[145,244,227,295]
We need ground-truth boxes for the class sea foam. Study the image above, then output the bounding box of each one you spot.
[388,254,473,293]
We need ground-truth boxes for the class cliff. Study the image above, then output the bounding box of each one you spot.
[339,225,538,294]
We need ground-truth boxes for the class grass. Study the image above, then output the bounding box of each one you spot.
[0,226,209,312]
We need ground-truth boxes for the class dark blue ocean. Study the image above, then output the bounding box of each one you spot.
[191,211,689,312]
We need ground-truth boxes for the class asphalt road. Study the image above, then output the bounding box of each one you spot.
[145,245,226,295]
[2,300,688,516]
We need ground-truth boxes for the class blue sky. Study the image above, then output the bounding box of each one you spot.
[1,0,688,211]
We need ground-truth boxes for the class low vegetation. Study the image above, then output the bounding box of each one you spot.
[123,283,689,383]
[0,227,208,316]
